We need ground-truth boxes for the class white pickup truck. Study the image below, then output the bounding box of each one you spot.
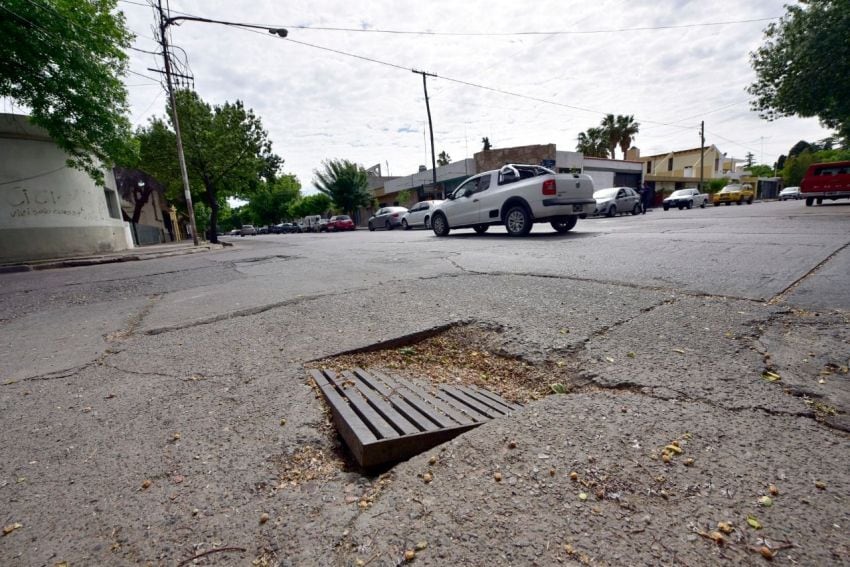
[430,164,596,236]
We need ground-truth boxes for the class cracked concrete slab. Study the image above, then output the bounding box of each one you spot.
[341,392,849,566]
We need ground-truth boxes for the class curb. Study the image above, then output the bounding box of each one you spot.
[0,243,225,273]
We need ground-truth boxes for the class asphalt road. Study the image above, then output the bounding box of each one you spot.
[1,200,848,566]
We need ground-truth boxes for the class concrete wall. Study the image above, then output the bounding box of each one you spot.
[0,114,132,263]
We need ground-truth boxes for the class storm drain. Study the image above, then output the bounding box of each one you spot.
[309,367,521,467]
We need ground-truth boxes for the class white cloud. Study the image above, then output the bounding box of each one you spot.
[122,0,832,193]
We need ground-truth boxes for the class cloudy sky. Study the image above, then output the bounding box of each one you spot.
[120,0,831,193]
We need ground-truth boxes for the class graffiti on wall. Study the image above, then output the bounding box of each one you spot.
[4,186,84,219]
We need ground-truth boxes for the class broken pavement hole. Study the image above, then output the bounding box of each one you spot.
[309,322,585,404]
[303,323,593,468]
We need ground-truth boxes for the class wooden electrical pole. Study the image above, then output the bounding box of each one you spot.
[412,70,438,196]
[157,0,199,245]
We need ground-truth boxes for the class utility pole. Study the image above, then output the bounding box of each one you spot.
[412,70,439,197]
[157,0,199,245]
[699,120,705,193]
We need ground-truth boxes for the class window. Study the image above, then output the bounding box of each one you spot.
[667,158,673,171]
[104,188,121,219]
[646,161,652,174]
[714,157,720,171]
[478,175,491,192]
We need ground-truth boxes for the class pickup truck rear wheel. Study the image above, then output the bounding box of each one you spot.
[473,224,489,234]
[551,216,578,233]
[663,204,669,211]
[805,197,813,206]
[505,205,532,236]
[431,213,450,236]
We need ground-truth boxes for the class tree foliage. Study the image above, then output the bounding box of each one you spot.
[749,0,850,144]
[313,159,371,217]
[134,90,279,242]
[288,193,332,218]
[0,0,134,182]
[437,151,451,166]
[247,175,301,226]
[576,127,609,158]
[481,137,492,151]
[746,164,774,177]
[580,115,639,159]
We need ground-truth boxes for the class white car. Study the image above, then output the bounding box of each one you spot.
[593,187,642,217]
[662,188,709,210]
[779,186,801,200]
[402,200,444,230]
[430,164,595,237]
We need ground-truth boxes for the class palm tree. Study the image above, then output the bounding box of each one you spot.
[313,159,371,218]
[600,113,620,160]
[576,127,609,157]
[616,115,640,159]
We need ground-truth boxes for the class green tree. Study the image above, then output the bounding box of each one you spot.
[747,164,774,177]
[288,193,332,218]
[437,151,451,166]
[745,152,755,168]
[136,91,279,242]
[0,0,133,182]
[749,0,850,144]
[600,114,620,159]
[482,137,492,151]
[313,159,371,217]
[781,150,816,186]
[616,115,640,159]
[247,175,301,226]
[576,127,609,158]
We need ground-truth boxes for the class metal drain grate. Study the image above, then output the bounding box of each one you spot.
[309,367,521,467]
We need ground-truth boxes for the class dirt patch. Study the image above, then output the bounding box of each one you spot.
[272,445,345,489]
[309,324,581,403]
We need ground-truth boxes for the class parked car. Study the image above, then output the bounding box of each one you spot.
[227,229,240,237]
[778,186,801,200]
[301,215,322,232]
[368,207,408,231]
[663,188,709,210]
[240,224,257,236]
[257,226,269,235]
[800,161,850,206]
[593,187,642,217]
[328,215,356,231]
[430,164,595,237]
[293,223,304,233]
[402,200,444,229]
[317,218,330,232]
[713,183,754,206]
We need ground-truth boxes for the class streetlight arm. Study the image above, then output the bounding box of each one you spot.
[164,14,287,36]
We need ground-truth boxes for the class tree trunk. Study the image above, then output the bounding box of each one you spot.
[206,184,219,244]
[131,185,153,224]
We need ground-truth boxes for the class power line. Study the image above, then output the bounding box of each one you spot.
[276,17,781,37]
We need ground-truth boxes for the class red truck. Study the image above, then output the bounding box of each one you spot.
[801,161,850,206]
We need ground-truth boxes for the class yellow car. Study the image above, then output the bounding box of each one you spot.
[713,183,754,206]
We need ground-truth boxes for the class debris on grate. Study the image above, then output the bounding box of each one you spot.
[309,367,522,467]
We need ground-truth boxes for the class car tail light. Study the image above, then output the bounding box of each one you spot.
[542,179,556,196]
[392,213,399,217]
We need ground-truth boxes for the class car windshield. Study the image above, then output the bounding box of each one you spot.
[594,188,618,199]
[670,190,692,197]
[719,186,740,193]
[336,215,350,220]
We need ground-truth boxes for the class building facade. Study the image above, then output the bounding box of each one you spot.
[639,145,726,193]
[0,114,133,263]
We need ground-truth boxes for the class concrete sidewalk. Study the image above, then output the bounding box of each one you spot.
[0,240,227,273]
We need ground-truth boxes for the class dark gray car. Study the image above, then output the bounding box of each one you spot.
[368,206,408,231]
